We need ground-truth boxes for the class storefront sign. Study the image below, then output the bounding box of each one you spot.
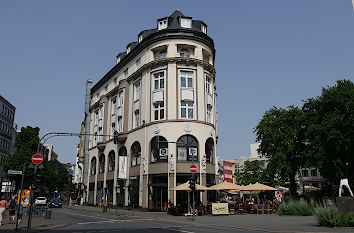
[118,156,128,179]
[212,203,229,215]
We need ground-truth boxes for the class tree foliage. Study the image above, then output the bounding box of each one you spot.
[254,106,307,197]
[4,126,40,188]
[237,160,265,185]
[39,160,72,193]
[303,80,354,184]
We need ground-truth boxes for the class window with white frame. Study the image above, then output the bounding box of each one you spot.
[180,71,193,88]
[136,58,141,70]
[205,74,212,95]
[179,47,190,58]
[98,104,104,142]
[158,49,167,59]
[206,105,212,123]
[138,35,143,43]
[117,89,124,133]
[158,19,168,30]
[126,46,131,54]
[181,101,194,119]
[201,24,207,34]
[153,71,165,90]
[133,81,141,128]
[153,102,164,121]
[93,110,99,146]
[124,69,128,78]
[110,97,117,137]
[180,18,192,28]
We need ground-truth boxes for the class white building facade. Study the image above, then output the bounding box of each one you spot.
[85,11,217,211]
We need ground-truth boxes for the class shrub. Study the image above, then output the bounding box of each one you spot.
[315,202,354,227]
[277,200,314,216]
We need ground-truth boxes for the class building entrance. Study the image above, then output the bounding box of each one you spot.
[149,175,168,211]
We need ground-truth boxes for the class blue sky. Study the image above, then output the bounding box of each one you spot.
[1,1,353,163]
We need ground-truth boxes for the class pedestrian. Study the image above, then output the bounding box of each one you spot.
[0,196,9,225]
[17,197,26,225]
[8,196,16,224]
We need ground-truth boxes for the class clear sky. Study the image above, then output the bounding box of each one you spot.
[1,1,353,163]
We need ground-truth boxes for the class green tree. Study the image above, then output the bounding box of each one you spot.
[236,160,265,185]
[40,160,71,194]
[303,79,354,185]
[254,106,307,197]
[4,126,40,188]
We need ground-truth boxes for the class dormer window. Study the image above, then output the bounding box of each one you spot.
[116,56,121,64]
[158,18,168,30]
[180,18,192,28]
[201,24,207,34]
[126,46,131,54]
[138,35,143,43]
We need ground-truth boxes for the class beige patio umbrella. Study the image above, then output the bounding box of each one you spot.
[169,181,209,214]
[243,182,277,192]
[208,181,244,191]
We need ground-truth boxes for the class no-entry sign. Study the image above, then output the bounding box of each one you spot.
[32,153,43,165]
[190,164,197,173]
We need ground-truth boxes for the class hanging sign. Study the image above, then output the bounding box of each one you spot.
[118,156,128,179]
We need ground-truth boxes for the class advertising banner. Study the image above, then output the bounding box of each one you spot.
[118,156,128,179]
[18,189,31,207]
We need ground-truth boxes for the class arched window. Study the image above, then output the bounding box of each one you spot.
[99,154,105,173]
[119,146,127,156]
[131,142,141,166]
[205,138,214,163]
[91,157,97,175]
[108,150,115,171]
[177,135,198,161]
[150,136,168,163]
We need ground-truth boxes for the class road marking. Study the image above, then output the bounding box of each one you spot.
[77,218,153,225]
[53,209,119,220]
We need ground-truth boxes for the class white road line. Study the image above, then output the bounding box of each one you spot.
[54,209,110,220]
[162,227,195,233]
[77,218,153,225]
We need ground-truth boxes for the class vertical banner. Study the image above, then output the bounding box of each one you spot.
[142,157,148,175]
[118,156,128,179]
[168,154,175,173]
[201,156,206,173]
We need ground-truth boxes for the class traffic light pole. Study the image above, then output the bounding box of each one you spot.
[27,165,38,230]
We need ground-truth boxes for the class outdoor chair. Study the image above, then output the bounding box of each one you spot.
[229,203,235,214]
[238,203,246,214]
[256,204,264,214]
[266,204,273,214]
[249,204,256,214]
[196,205,204,216]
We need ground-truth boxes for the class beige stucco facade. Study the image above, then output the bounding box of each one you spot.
[85,11,218,211]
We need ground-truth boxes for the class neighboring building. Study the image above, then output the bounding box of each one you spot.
[217,159,239,184]
[84,10,217,211]
[238,143,268,169]
[65,162,76,183]
[0,96,16,177]
[297,167,325,189]
[43,144,59,161]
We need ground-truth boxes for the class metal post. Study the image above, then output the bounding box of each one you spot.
[15,164,26,231]
[27,165,37,229]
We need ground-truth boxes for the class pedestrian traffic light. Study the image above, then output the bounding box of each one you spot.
[114,131,118,144]
[189,177,196,191]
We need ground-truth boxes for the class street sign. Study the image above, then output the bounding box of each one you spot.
[32,153,43,165]
[8,170,22,175]
[190,164,197,173]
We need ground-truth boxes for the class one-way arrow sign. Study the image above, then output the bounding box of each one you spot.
[8,170,23,175]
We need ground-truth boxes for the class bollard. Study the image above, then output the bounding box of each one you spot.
[45,209,52,219]
[103,205,108,212]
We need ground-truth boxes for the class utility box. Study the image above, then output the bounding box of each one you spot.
[45,209,52,219]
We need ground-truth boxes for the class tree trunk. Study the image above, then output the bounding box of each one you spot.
[289,175,297,198]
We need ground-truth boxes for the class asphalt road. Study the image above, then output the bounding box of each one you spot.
[43,208,262,233]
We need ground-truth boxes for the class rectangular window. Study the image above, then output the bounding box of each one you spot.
[206,106,212,123]
[133,81,141,128]
[311,169,317,177]
[117,89,124,133]
[181,101,194,119]
[180,71,193,88]
[181,18,192,28]
[134,81,141,101]
[98,104,104,142]
[111,97,117,138]
[136,58,141,70]
[153,71,165,90]
[302,169,308,177]
[153,102,165,121]
[205,74,212,95]
[134,110,140,128]
[201,24,207,34]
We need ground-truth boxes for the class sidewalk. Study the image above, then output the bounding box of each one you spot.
[0,210,69,232]
[68,205,353,233]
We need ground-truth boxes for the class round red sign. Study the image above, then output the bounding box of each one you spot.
[32,153,43,165]
[190,164,197,173]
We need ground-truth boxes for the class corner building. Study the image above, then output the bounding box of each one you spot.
[86,11,217,211]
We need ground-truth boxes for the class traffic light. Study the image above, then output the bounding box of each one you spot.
[114,131,118,144]
[189,177,196,191]
[33,173,41,188]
